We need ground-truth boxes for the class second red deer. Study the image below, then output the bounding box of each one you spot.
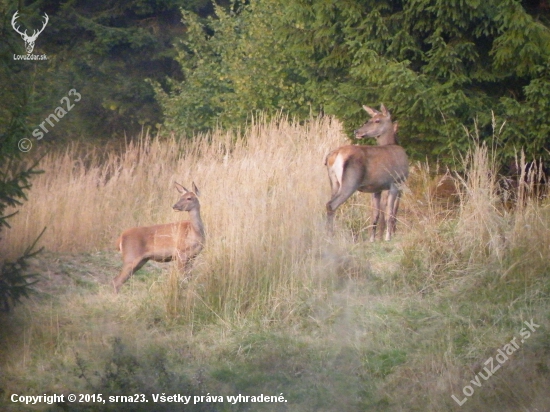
[325,104,409,241]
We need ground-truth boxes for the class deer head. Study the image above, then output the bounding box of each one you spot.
[354,104,396,145]
[173,182,201,212]
[11,11,49,54]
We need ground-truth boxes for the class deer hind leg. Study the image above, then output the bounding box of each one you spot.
[113,258,148,293]
[370,192,382,242]
[384,184,400,241]
[326,161,363,235]
[325,156,342,234]
[328,167,340,198]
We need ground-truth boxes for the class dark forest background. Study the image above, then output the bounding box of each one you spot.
[1,0,549,161]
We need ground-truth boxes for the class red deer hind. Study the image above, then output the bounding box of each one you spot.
[325,104,409,241]
[113,182,205,293]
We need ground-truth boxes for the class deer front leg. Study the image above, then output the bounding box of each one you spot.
[384,185,399,241]
[370,192,382,242]
[390,191,401,235]
[175,250,197,280]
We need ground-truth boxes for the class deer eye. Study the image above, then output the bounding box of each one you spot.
[374,119,380,123]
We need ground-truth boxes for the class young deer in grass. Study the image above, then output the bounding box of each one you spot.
[325,104,409,241]
[113,182,205,293]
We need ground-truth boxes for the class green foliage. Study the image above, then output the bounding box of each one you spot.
[500,63,550,157]
[0,112,43,313]
[160,0,550,162]
[0,1,44,311]
[280,0,550,160]
[156,0,313,133]
[0,231,42,312]
[0,141,40,231]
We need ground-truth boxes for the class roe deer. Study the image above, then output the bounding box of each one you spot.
[113,182,205,293]
[325,104,408,241]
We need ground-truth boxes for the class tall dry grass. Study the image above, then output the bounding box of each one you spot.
[387,131,550,411]
[1,114,347,323]
[399,118,550,295]
[2,114,550,411]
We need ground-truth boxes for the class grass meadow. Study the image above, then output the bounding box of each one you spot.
[1,115,549,411]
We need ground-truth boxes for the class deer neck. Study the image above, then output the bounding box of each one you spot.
[187,207,205,239]
[377,127,397,145]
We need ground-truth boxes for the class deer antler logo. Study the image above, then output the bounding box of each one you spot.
[11,11,49,54]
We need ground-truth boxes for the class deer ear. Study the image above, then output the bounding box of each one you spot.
[362,105,379,117]
[380,104,390,117]
[175,182,188,193]
[393,121,399,133]
[192,182,200,197]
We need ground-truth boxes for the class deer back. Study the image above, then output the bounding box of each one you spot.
[328,144,408,193]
